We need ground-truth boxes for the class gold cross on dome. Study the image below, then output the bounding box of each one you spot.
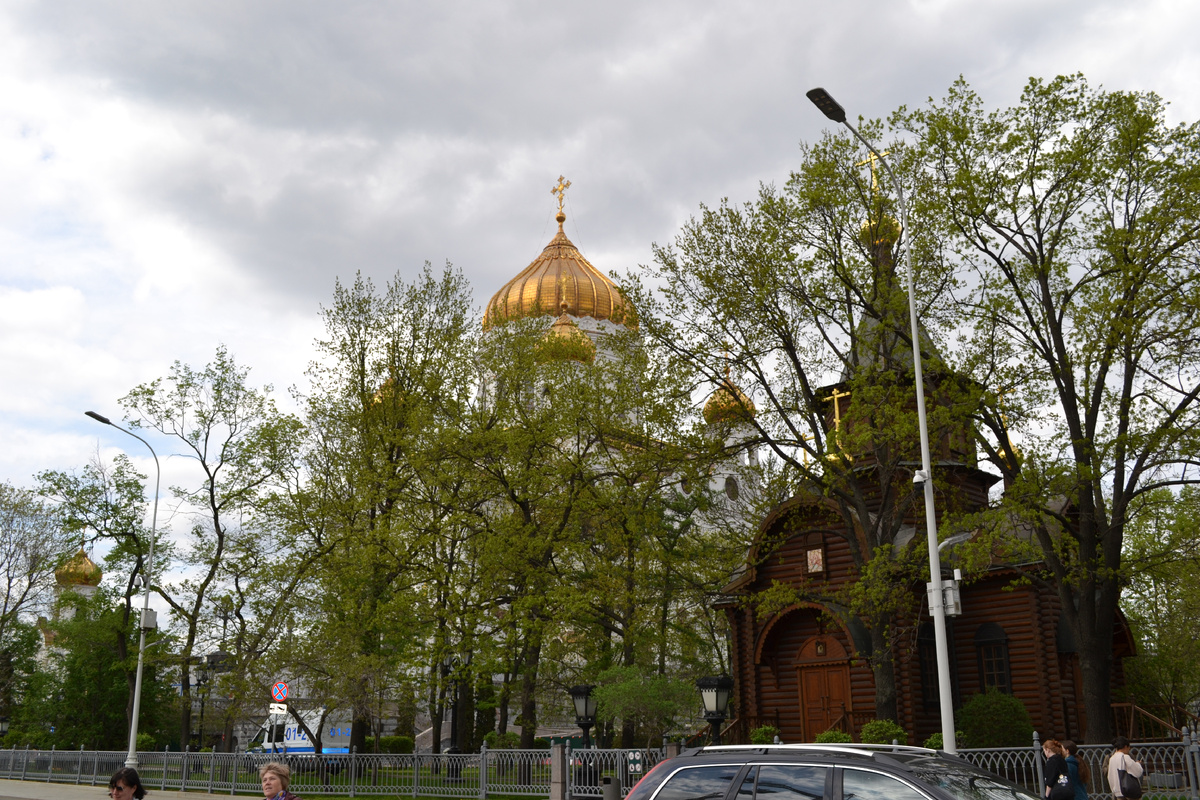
[855,151,890,193]
[551,175,572,213]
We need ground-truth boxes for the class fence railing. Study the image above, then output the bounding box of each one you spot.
[6,732,1200,800]
[957,730,1200,800]
[0,743,665,798]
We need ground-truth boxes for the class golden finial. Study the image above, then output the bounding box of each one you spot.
[551,175,571,224]
[855,151,890,194]
[825,387,853,461]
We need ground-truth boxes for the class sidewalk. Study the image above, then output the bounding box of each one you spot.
[0,780,232,800]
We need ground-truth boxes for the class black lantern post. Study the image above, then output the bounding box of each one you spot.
[696,676,733,745]
[568,685,597,749]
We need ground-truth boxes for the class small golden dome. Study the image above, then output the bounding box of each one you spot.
[536,306,597,364]
[484,211,637,331]
[56,548,102,587]
[703,380,756,425]
[859,213,901,247]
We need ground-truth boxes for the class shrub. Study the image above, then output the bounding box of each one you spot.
[749,725,780,745]
[814,729,853,743]
[136,732,156,752]
[957,689,1033,747]
[378,735,414,754]
[534,736,552,749]
[485,731,521,750]
[860,719,907,745]
[922,731,966,750]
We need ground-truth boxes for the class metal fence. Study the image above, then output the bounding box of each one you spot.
[957,730,1200,800]
[0,744,664,798]
[5,734,1200,800]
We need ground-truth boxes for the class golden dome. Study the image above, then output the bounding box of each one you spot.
[483,211,637,330]
[703,379,756,425]
[56,548,102,587]
[536,306,597,364]
[859,213,901,247]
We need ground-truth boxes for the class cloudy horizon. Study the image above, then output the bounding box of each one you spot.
[3,0,1199,497]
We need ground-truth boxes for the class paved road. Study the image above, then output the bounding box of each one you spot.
[0,780,233,800]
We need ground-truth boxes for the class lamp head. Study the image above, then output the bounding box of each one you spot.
[85,411,113,426]
[696,675,734,716]
[569,684,597,720]
[806,88,847,123]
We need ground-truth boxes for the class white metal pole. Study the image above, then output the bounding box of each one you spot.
[803,89,958,752]
[86,412,160,768]
[837,123,958,754]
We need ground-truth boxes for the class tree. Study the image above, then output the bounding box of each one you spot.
[623,121,973,722]
[0,482,74,720]
[37,454,159,735]
[900,74,1200,741]
[120,346,304,746]
[299,263,480,755]
[1121,487,1200,725]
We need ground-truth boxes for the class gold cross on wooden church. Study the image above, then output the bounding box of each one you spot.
[551,175,572,213]
[855,151,890,193]
[825,386,852,459]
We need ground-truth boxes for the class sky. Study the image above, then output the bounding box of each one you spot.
[3,0,1199,503]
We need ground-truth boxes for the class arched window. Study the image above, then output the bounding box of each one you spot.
[974,622,1011,694]
[804,532,825,575]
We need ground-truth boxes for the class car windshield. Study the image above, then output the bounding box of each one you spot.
[910,767,1040,800]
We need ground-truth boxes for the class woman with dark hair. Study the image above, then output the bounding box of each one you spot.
[1108,736,1143,798]
[1063,741,1090,800]
[108,768,147,800]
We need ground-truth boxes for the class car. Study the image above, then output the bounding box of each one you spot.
[623,744,1039,800]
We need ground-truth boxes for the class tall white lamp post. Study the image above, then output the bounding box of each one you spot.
[86,410,160,768]
[804,88,957,753]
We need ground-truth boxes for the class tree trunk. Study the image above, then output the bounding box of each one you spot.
[869,626,898,725]
[180,661,192,749]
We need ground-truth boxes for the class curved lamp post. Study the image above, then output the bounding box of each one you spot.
[696,675,733,745]
[86,410,160,768]
[569,685,597,749]
[804,88,958,753]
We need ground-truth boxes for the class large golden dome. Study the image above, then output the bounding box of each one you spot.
[483,210,637,330]
[56,548,102,588]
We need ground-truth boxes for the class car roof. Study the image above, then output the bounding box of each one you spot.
[675,743,982,774]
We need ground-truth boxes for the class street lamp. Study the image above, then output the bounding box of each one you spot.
[804,88,958,753]
[568,685,597,749]
[86,410,160,768]
[696,676,733,745]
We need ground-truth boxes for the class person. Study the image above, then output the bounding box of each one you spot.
[1063,741,1090,800]
[108,768,147,800]
[1043,739,1071,799]
[1108,736,1144,798]
[260,762,301,800]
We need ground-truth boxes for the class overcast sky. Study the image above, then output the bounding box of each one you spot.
[3,0,1199,497]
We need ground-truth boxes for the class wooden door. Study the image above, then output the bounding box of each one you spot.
[798,662,850,741]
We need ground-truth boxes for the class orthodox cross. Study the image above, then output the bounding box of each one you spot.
[826,387,852,453]
[855,151,890,194]
[551,175,572,213]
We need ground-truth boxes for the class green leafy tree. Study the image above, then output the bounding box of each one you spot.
[624,122,976,722]
[900,74,1200,741]
[120,345,304,746]
[37,455,159,735]
[0,482,73,721]
[1121,487,1200,724]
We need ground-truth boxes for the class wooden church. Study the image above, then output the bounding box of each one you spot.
[712,207,1136,746]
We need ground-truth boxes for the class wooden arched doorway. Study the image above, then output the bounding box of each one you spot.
[796,634,852,742]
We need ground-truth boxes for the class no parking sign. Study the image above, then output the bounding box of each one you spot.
[272,681,289,702]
